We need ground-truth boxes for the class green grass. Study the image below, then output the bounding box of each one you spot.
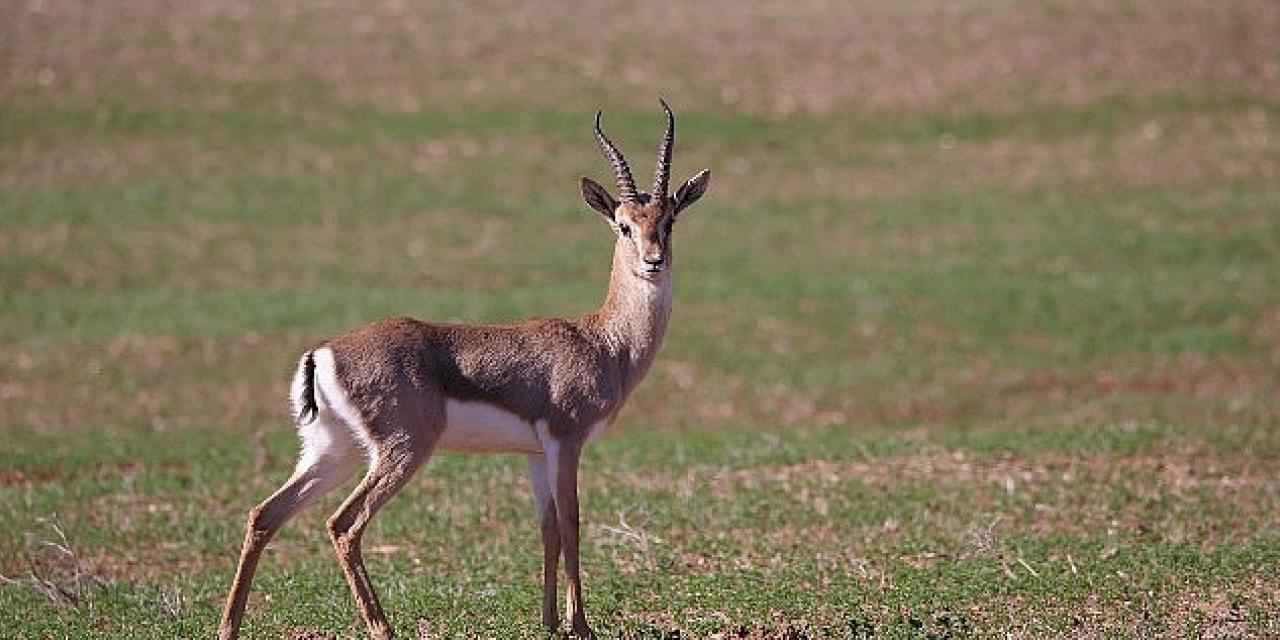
[3,2,1280,638]
[2,422,1278,638]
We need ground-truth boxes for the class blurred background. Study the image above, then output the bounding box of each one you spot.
[2,1,1278,637]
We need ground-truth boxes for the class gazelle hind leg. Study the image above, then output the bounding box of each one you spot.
[218,416,360,640]
[528,453,561,631]
[328,440,433,640]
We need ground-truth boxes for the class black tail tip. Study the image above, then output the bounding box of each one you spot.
[298,404,319,425]
[298,351,320,425]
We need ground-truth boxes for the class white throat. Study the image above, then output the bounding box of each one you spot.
[598,244,674,392]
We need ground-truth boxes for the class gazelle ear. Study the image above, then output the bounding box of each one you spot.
[673,169,710,216]
[581,177,618,221]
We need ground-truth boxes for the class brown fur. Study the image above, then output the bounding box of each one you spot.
[218,103,710,640]
[324,192,695,441]
[326,312,626,439]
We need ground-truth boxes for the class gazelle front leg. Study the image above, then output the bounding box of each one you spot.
[545,436,593,638]
[528,454,561,632]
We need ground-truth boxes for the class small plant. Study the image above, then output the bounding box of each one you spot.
[0,515,109,607]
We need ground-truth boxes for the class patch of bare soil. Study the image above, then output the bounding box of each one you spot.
[3,1,1276,114]
[999,578,1280,639]
[287,630,336,640]
[995,357,1273,403]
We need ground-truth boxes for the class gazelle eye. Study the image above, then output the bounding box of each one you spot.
[618,223,631,237]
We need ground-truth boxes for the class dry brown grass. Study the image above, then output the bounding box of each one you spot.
[4,1,1277,114]
[6,331,1272,447]
[2,3,1277,637]
[602,445,1278,549]
[628,352,1280,433]
[0,332,299,434]
[8,439,1269,580]
[986,578,1280,640]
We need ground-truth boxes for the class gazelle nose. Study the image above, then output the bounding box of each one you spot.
[644,255,664,266]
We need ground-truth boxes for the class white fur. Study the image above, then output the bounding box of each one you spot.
[438,400,544,454]
[293,348,377,469]
[527,454,554,519]
[537,421,562,485]
[584,419,612,442]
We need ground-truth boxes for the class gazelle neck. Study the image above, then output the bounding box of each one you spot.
[594,239,673,391]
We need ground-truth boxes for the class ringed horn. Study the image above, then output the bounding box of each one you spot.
[593,98,677,204]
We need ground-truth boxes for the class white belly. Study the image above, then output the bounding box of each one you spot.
[438,399,544,454]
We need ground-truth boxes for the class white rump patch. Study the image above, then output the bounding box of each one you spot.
[290,347,376,470]
[439,399,543,454]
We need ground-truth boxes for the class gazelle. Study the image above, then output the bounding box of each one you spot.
[218,100,711,640]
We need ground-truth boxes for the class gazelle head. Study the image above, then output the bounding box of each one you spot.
[581,99,711,280]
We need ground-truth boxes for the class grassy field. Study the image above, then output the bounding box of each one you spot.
[3,1,1279,638]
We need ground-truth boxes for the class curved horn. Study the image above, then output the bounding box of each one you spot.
[653,98,675,202]
[594,111,638,203]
